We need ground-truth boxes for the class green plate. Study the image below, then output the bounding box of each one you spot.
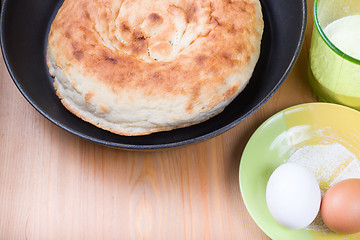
[239,103,360,240]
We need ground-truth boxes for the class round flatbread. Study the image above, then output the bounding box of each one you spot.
[47,0,264,136]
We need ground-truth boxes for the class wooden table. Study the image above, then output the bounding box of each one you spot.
[0,0,316,239]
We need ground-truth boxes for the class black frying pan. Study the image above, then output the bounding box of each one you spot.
[0,0,306,149]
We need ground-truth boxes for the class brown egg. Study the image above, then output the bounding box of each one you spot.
[320,178,360,234]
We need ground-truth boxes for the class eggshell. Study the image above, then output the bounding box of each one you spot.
[266,163,321,229]
[320,178,360,234]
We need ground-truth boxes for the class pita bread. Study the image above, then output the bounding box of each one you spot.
[47,0,263,135]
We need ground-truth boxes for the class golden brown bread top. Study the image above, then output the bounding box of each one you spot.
[48,0,263,109]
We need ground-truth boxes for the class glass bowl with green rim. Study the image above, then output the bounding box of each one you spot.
[308,0,360,110]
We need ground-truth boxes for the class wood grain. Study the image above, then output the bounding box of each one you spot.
[0,0,316,239]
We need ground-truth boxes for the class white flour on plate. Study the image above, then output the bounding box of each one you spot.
[287,143,360,232]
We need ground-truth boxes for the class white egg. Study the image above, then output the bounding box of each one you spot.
[266,162,321,229]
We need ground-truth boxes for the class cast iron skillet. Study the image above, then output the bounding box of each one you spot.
[0,0,306,150]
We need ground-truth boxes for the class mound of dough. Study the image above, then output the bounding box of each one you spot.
[47,0,263,136]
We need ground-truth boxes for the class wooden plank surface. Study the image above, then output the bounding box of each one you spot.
[0,0,316,239]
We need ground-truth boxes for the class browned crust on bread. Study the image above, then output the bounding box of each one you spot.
[47,0,263,135]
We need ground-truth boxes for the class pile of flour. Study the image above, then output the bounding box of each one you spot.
[287,143,360,232]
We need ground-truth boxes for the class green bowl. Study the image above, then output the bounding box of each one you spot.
[239,103,360,240]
